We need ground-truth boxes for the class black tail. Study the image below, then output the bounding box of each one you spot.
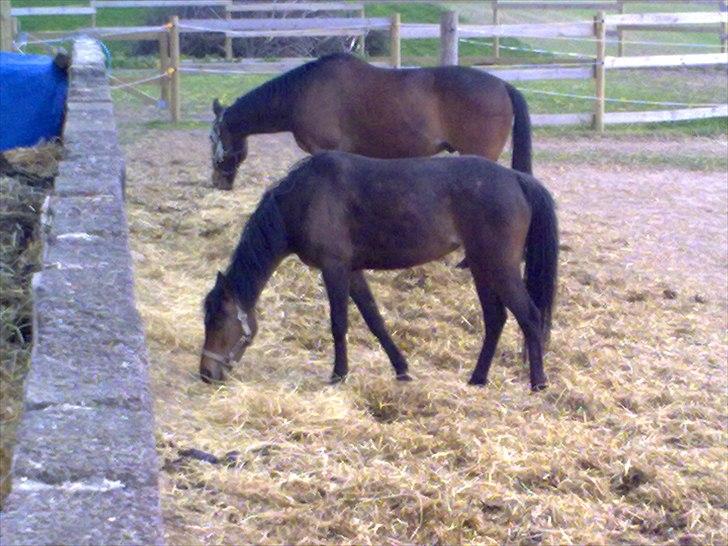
[506,83,533,175]
[517,175,558,342]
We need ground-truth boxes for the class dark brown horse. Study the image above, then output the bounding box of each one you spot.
[200,152,558,391]
[209,53,532,190]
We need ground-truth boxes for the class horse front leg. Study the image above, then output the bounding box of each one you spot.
[321,265,350,383]
[349,271,411,381]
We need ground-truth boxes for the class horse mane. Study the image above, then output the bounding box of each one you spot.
[225,189,291,308]
[204,156,318,321]
[223,54,355,130]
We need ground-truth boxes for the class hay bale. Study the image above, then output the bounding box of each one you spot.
[0,142,62,505]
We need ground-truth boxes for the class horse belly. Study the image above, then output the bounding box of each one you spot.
[344,90,444,158]
[354,241,460,270]
[351,208,460,270]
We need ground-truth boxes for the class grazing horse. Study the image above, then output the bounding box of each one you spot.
[209,53,533,190]
[200,152,558,391]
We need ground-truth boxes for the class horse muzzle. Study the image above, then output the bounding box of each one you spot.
[199,357,227,383]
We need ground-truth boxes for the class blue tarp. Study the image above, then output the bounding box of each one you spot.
[0,52,68,152]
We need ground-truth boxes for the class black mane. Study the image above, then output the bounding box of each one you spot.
[204,158,317,322]
[227,191,290,308]
[222,54,355,132]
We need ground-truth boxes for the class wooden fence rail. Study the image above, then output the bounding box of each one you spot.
[92,0,229,8]
[226,2,363,13]
[401,10,727,40]
[179,17,390,32]
[432,9,727,130]
[493,1,618,9]
[605,52,728,68]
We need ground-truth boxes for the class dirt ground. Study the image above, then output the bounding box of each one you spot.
[121,128,727,544]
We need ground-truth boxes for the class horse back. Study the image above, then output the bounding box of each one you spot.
[293,58,441,157]
[278,152,529,270]
[292,58,514,160]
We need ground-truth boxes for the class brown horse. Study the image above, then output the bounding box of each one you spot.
[209,53,532,190]
[200,152,558,391]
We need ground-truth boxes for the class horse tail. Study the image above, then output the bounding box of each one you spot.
[518,174,558,342]
[506,83,533,175]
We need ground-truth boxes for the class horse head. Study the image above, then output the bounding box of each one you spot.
[200,271,258,382]
[210,99,248,190]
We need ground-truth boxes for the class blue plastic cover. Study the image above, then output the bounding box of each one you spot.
[0,52,68,152]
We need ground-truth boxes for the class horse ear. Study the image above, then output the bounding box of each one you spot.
[212,98,223,117]
[215,271,233,295]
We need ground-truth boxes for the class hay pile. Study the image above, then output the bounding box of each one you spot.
[0,143,62,504]
[124,130,726,545]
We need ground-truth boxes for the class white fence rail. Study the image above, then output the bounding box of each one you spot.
[605,52,728,68]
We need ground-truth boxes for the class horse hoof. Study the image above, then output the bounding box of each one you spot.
[396,373,413,382]
[468,377,488,387]
[531,383,548,392]
[329,374,347,385]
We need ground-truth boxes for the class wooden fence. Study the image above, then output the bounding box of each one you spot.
[427,9,728,130]
[170,9,726,129]
[3,3,725,129]
[485,0,727,56]
[6,0,727,55]
[222,1,365,60]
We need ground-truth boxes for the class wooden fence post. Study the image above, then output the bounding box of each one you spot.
[390,13,400,68]
[617,0,624,56]
[0,0,13,51]
[593,10,606,132]
[170,16,181,123]
[720,0,727,54]
[90,0,96,28]
[159,30,171,105]
[356,6,366,56]
[440,10,458,66]
[224,7,233,61]
[492,0,499,60]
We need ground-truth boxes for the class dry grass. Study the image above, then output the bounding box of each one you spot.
[0,142,63,505]
[123,130,727,545]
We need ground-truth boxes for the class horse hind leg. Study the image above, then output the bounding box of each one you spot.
[467,278,507,386]
[466,239,546,391]
[497,273,547,391]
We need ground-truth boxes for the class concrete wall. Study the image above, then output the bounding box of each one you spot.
[0,39,164,545]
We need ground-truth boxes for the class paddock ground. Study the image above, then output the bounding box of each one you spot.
[121,123,727,544]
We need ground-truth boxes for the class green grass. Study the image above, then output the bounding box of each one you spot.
[536,117,727,138]
[533,144,728,171]
[12,0,148,31]
[517,69,726,113]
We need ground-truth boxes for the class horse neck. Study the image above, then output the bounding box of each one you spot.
[224,83,293,136]
[225,195,289,309]
[226,258,277,312]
